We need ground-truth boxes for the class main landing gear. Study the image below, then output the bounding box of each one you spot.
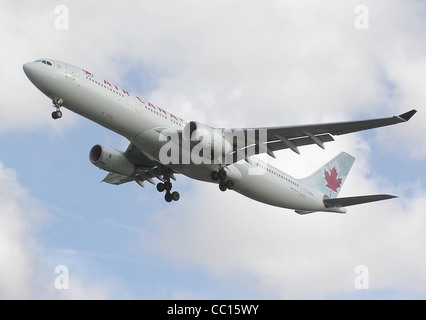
[51,98,64,119]
[211,168,234,192]
[156,179,180,203]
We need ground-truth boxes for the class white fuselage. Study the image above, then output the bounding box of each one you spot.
[23,59,342,213]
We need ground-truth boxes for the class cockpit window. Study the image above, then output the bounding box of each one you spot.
[35,59,52,66]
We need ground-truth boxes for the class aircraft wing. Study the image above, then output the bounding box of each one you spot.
[229,109,417,160]
[101,143,177,187]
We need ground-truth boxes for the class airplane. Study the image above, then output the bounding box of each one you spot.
[23,58,417,214]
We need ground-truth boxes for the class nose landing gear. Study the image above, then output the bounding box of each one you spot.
[52,98,64,119]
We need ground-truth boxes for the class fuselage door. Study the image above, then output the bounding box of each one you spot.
[65,64,75,80]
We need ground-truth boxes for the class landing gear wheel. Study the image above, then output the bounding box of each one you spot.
[164,181,172,192]
[171,191,180,201]
[219,181,227,192]
[51,111,62,119]
[226,180,234,190]
[165,192,173,202]
[156,182,165,192]
[160,175,180,203]
[52,98,64,120]
[218,169,227,180]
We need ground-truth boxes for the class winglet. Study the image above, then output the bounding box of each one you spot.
[398,109,417,122]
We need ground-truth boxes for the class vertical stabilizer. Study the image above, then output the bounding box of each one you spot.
[301,152,355,198]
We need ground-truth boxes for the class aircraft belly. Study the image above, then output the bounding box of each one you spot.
[232,162,325,210]
[170,164,214,182]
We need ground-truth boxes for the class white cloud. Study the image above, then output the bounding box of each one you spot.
[0,162,46,299]
[0,162,109,299]
[0,1,78,133]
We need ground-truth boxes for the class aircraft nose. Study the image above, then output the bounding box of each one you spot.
[23,62,37,80]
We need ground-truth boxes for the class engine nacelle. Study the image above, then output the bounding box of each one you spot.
[183,121,233,156]
[89,144,136,177]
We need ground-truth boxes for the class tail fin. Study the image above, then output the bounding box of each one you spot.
[301,152,355,198]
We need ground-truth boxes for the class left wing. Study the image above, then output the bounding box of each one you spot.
[101,143,177,187]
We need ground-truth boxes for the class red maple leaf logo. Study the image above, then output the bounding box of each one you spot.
[324,167,342,196]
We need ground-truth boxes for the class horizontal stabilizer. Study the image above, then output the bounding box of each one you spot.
[323,194,397,208]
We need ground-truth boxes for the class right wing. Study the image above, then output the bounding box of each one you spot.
[228,109,417,161]
[101,143,177,187]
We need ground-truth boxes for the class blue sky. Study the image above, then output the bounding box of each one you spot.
[1,0,426,299]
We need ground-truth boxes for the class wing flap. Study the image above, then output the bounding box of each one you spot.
[102,172,134,185]
[268,133,335,152]
[229,133,335,163]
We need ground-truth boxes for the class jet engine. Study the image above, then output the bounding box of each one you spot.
[89,144,135,176]
[183,121,233,156]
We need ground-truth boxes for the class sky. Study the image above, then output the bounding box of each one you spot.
[0,0,425,299]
